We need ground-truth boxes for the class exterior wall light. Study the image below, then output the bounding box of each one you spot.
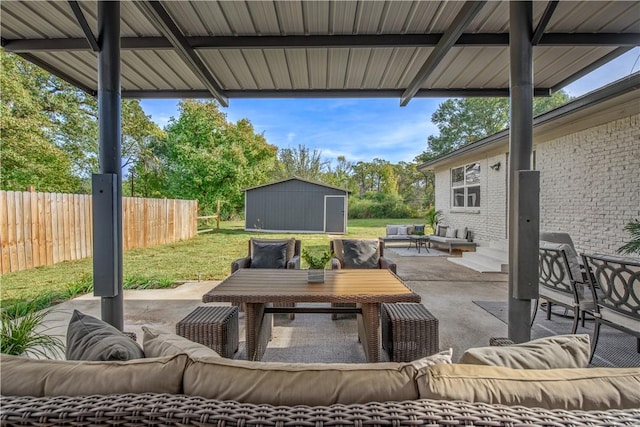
[490,162,501,171]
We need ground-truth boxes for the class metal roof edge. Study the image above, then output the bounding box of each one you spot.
[417,72,640,171]
[242,176,351,193]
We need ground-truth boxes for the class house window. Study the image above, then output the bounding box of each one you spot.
[451,163,481,208]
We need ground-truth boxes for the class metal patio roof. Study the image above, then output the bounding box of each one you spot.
[2,1,639,107]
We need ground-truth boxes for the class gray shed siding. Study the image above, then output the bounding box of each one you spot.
[245,180,346,232]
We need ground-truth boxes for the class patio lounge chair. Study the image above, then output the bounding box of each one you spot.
[580,253,640,363]
[329,239,396,319]
[231,238,301,320]
[532,244,594,334]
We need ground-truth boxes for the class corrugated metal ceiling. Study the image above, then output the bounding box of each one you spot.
[1,1,638,105]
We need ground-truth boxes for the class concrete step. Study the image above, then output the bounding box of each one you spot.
[475,247,509,264]
[447,245,509,272]
[448,256,504,273]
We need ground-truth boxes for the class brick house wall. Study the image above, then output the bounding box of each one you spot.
[433,112,640,254]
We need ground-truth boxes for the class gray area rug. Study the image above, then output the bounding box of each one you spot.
[233,305,375,363]
[387,247,449,257]
[473,300,640,368]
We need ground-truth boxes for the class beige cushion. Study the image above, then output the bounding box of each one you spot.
[416,363,640,411]
[142,326,221,359]
[410,349,453,369]
[0,353,186,397]
[458,334,590,369]
[184,357,420,405]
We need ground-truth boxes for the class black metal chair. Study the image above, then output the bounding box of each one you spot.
[532,246,594,334]
[581,253,640,363]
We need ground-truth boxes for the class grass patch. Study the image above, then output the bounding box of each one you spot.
[1,218,421,310]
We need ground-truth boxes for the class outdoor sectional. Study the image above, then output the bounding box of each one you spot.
[428,225,477,254]
[2,330,640,426]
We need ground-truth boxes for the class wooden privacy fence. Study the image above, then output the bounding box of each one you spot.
[0,191,198,274]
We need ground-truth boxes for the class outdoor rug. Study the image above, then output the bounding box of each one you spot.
[233,305,374,363]
[387,247,449,257]
[473,300,640,368]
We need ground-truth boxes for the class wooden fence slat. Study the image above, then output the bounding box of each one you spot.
[0,191,198,273]
[0,191,9,274]
[23,192,34,269]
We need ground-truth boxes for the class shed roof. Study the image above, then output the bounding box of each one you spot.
[2,1,638,106]
[417,72,640,171]
[243,176,350,193]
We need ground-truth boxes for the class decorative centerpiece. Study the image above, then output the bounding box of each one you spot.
[301,249,333,283]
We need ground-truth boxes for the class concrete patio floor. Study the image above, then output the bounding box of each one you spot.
[40,251,511,362]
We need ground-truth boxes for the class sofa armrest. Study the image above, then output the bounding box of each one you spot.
[231,257,251,273]
[287,255,301,270]
[330,257,342,270]
[379,256,397,274]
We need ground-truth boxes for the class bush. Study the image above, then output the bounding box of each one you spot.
[348,192,417,219]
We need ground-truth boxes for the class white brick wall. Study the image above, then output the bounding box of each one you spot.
[433,113,640,254]
[538,114,640,254]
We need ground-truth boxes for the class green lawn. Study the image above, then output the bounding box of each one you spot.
[1,218,422,308]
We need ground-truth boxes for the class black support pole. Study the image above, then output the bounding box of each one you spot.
[95,1,123,329]
[508,1,538,343]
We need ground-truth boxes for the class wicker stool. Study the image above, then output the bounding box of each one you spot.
[176,306,239,358]
[381,303,439,362]
[489,337,515,346]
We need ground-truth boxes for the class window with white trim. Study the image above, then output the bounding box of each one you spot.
[451,163,481,208]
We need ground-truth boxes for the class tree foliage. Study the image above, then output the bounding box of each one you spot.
[275,144,329,181]
[158,100,277,216]
[416,92,572,161]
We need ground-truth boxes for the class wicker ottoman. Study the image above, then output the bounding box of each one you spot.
[176,306,239,358]
[381,303,439,362]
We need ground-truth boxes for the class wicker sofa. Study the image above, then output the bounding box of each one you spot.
[2,330,640,426]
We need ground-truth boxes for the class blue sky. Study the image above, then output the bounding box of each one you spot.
[140,47,639,165]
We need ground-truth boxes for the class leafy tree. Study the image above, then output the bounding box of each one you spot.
[324,156,355,191]
[275,144,329,181]
[0,50,80,192]
[160,100,277,216]
[416,91,572,160]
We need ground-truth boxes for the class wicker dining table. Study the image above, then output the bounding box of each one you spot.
[202,269,420,362]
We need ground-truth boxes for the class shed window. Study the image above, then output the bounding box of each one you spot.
[451,163,481,208]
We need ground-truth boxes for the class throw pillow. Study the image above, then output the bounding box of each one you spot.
[386,225,399,236]
[251,238,295,262]
[460,226,468,240]
[142,326,221,359]
[445,227,457,238]
[397,226,408,235]
[437,225,448,237]
[342,240,380,269]
[408,349,453,370]
[250,241,288,268]
[458,334,590,369]
[66,310,144,361]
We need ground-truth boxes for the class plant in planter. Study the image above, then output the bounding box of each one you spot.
[301,249,334,283]
[1,302,64,359]
[618,219,640,256]
[425,206,443,235]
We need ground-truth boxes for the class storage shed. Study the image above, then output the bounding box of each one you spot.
[244,177,349,233]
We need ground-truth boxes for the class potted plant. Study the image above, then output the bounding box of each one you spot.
[618,219,640,256]
[302,249,333,283]
[425,206,443,235]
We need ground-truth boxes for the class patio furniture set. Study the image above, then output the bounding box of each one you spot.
[381,224,477,254]
[533,232,640,360]
[174,237,439,363]
[3,332,639,426]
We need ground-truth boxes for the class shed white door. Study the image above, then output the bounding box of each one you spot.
[324,196,346,233]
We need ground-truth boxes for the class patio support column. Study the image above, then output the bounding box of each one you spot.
[508,1,539,343]
[94,1,123,329]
